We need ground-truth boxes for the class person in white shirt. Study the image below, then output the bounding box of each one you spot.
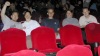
[1,1,23,31]
[22,11,40,36]
[79,7,98,28]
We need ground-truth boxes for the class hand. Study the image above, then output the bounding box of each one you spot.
[5,1,10,6]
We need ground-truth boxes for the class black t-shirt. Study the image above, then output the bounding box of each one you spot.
[41,18,60,32]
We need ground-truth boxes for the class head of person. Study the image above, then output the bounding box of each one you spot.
[24,11,32,21]
[66,10,73,18]
[11,11,19,21]
[78,1,82,4]
[47,8,54,19]
[82,7,90,17]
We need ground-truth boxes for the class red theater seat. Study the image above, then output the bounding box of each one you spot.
[4,50,46,56]
[85,23,100,43]
[98,46,100,56]
[85,23,100,55]
[31,26,60,54]
[0,28,27,56]
[59,25,90,48]
[56,44,93,56]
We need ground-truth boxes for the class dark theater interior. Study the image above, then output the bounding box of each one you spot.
[0,0,100,56]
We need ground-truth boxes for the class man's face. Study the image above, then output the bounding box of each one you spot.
[47,9,54,17]
[66,11,73,18]
[83,9,90,17]
[11,12,18,21]
[24,12,31,20]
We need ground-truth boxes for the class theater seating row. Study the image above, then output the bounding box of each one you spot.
[0,23,100,56]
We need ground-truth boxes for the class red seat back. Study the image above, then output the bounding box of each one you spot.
[56,44,93,56]
[98,46,100,56]
[4,50,46,56]
[0,28,27,55]
[31,26,58,51]
[85,23,100,43]
[59,25,84,46]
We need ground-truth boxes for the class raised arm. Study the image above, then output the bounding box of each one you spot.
[1,1,10,18]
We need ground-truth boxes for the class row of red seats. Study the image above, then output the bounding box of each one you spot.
[4,44,100,56]
[4,44,93,56]
[0,26,60,56]
[60,23,100,55]
[58,23,100,56]
[0,23,100,56]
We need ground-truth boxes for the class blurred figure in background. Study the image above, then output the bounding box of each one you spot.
[41,8,60,39]
[79,7,98,28]
[83,0,91,8]
[62,10,80,27]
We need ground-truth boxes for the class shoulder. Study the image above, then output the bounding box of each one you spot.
[17,22,22,24]
[1,15,11,23]
[31,20,36,22]
[2,15,11,20]
[62,18,67,22]
[42,18,48,21]
[63,18,67,20]
[89,15,97,20]
[90,15,96,18]
[22,21,26,23]
[54,19,59,22]
[31,20,38,23]
[80,16,84,19]
[79,16,85,20]
[73,18,78,20]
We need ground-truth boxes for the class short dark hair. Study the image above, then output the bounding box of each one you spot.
[11,11,19,15]
[82,7,90,11]
[24,10,32,16]
[66,9,73,14]
[47,8,54,13]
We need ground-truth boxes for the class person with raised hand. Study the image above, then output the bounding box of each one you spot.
[1,1,23,31]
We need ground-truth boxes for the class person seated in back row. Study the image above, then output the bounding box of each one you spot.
[41,8,60,39]
[79,7,99,28]
[22,11,40,36]
[62,10,80,27]
[1,1,23,31]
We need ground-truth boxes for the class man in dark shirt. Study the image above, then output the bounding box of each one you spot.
[41,8,60,33]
